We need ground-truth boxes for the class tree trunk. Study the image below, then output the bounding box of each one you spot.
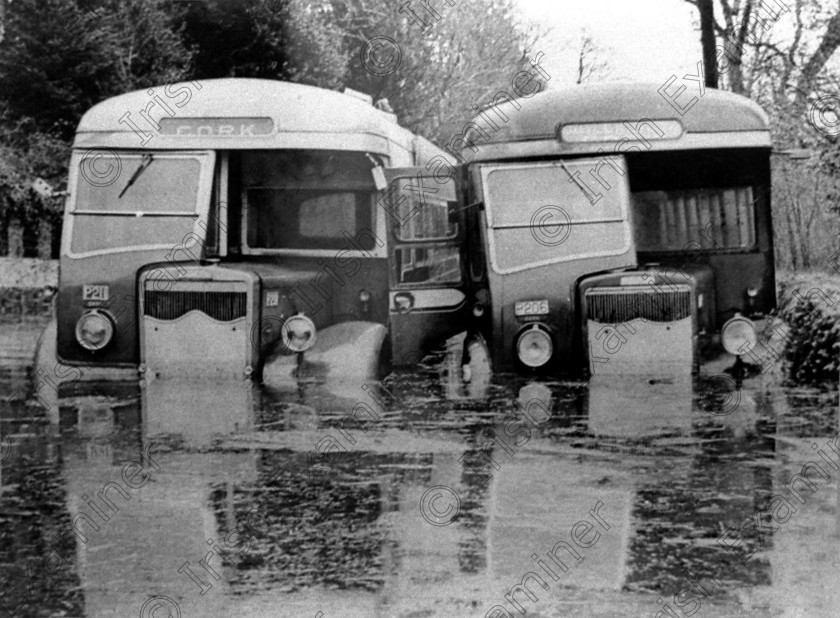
[723,0,755,95]
[698,0,718,89]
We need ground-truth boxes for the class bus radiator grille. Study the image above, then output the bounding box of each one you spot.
[143,290,248,322]
[584,286,692,324]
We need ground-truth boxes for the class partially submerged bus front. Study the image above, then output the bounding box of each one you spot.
[458,83,775,376]
[45,79,465,384]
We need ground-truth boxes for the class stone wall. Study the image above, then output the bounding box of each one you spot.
[0,258,58,323]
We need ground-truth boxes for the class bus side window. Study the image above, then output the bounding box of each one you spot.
[387,178,458,242]
[632,186,756,252]
[396,246,461,285]
[388,175,462,287]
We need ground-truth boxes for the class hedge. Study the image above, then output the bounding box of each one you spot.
[775,272,840,385]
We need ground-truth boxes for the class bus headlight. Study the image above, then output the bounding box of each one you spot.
[721,315,757,355]
[75,310,115,351]
[515,324,553,368]
[281,314,317,353]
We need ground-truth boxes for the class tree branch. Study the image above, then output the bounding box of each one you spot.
[794,8,840,109]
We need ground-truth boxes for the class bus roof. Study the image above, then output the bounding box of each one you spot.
[460,82,771,161]
[73,78,432,158]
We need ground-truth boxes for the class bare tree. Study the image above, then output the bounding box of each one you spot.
[698,0,719,88]
[326,0,539,145]
[684,0,840,106]
[683,0,758,94]
[575,29,609,84]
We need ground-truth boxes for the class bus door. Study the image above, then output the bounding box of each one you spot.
[382,168,469,366]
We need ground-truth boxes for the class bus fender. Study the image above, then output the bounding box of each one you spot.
[33,317,58,378]
[263,321,388,387]
[31,318,60,424]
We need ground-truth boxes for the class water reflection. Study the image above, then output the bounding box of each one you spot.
[0,421,83,617]
[1,355,838,615]
[141,376,257,446]
[588,375,694,439]
[61,428,259,616]
[626,431,775,593]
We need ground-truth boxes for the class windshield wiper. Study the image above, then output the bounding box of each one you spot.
[118,154,154,198]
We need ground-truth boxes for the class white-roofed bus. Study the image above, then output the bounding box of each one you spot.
[36,79,467,389]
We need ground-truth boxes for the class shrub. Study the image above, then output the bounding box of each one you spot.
[775,272,840,385]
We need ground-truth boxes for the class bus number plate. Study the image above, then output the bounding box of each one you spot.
[515,300,549,317]
[83,285,109,302]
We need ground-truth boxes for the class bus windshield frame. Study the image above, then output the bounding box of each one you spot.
[66,150,215,259]
[479,158,633,275]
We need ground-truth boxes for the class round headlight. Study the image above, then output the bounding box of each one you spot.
[281,314,317,353]
[721,315,757,355]
[75,310,115,351]
[516,324,553,368]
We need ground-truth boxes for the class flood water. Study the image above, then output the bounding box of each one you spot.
[1,351,838,617]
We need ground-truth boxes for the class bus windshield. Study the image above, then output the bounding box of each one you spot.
[479,158,631,272]
[242,150,378,252]
[70,151,213,256]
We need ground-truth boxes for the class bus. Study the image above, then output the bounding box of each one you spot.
[36,78,467,387]
[443,83,775,377]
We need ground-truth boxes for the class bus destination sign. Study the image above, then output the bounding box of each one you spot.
[159,117,274,137]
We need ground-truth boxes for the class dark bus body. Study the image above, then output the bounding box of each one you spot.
[451,83,775,376]
[38,80,776,391]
